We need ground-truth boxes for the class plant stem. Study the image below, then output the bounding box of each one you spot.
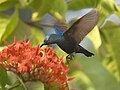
[7,83,21,90]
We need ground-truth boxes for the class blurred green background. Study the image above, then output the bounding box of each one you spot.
[0,0,120,90]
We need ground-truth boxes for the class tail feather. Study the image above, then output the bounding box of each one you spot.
[76,45,94,57]
[82,50,94,57]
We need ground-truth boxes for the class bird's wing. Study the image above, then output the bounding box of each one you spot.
[54,20,68,35]
[64,9,98,44]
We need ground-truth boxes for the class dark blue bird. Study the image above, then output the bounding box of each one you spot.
[41,9,98,62]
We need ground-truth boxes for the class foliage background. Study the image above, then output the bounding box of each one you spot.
[0,0,120,90]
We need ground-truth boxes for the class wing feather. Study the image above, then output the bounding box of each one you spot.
[54,20,68,35]
[64,8,98,44]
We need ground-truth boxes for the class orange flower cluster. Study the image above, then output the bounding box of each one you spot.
[0,38,72,90]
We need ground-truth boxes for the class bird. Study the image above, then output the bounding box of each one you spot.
[40,9,98,63]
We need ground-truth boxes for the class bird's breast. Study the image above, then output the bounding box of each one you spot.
[57,38,76,54]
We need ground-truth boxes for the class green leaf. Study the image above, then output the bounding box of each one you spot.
[67,0,118,12]
[29,0,45,11]
[0,14,9,41]
[87,26,102,50]
[25,81,44,90]
[0,66,8,88]
[0,0,18,11]
[18,0,33,7]
[55,34,120,90]
[0,0,7,3]
[30,0,55,20]
[7,71,18,85]
[0,20,31,45]
[69,71,95,90]
[0,20,44,47]
[97,0,119,26]
[30,27,44,46]
[50,0,67,19]
[67,0,120,26]
[74,49,120,90]
[67,0,101,10]
[6,71,26,90]
[100,21,120,81]
[0,8,19,44]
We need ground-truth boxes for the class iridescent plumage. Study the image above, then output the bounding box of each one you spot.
[41,9,98,62]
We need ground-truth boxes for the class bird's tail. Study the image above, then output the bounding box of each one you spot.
[76,45,94,57]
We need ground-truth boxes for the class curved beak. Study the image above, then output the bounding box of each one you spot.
[40,40,54,47]
[40,42,46,47]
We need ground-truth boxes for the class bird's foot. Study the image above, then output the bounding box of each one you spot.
[66,54,74,64]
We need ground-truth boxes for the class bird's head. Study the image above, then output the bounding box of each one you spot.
[41,34,57,47]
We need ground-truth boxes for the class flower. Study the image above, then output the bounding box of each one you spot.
[0,37,73,90]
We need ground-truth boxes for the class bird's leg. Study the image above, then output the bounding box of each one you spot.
[66,54,71,64]
[66,53,74,64]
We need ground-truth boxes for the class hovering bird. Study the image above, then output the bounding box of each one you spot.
[41,9,98,62]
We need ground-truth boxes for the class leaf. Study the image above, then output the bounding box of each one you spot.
[6,71,26,90]
[0,20,44,47]
[0,0,7,3]
[50,0,67,19]
[18,0,32,7]
[97,0,119,26]
[100,14,120,28]
[0,0,18,11]
[87,26,102,50]
[0,20,31,45]
[67,0,118,12]
[67,0,120,26]
[100,20,120,81]
[25,81,44,90]
[69,71,95,90]
[30,27,45,46]
[67,0,101,10]
[74,45,120,90]
[30,0,55,20]
[7,71,18,85]
[0,8,19,44]
[0,14,9,40]
[0,66,8,88]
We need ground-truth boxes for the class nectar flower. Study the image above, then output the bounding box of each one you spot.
[0,38,73,90]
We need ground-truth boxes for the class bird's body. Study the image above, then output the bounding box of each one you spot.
[57,36,76,53]
[45,34,94,57]
[41,9,98,61]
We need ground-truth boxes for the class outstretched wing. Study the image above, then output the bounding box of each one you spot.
[64,9,98,44]
[54,20,68,35]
